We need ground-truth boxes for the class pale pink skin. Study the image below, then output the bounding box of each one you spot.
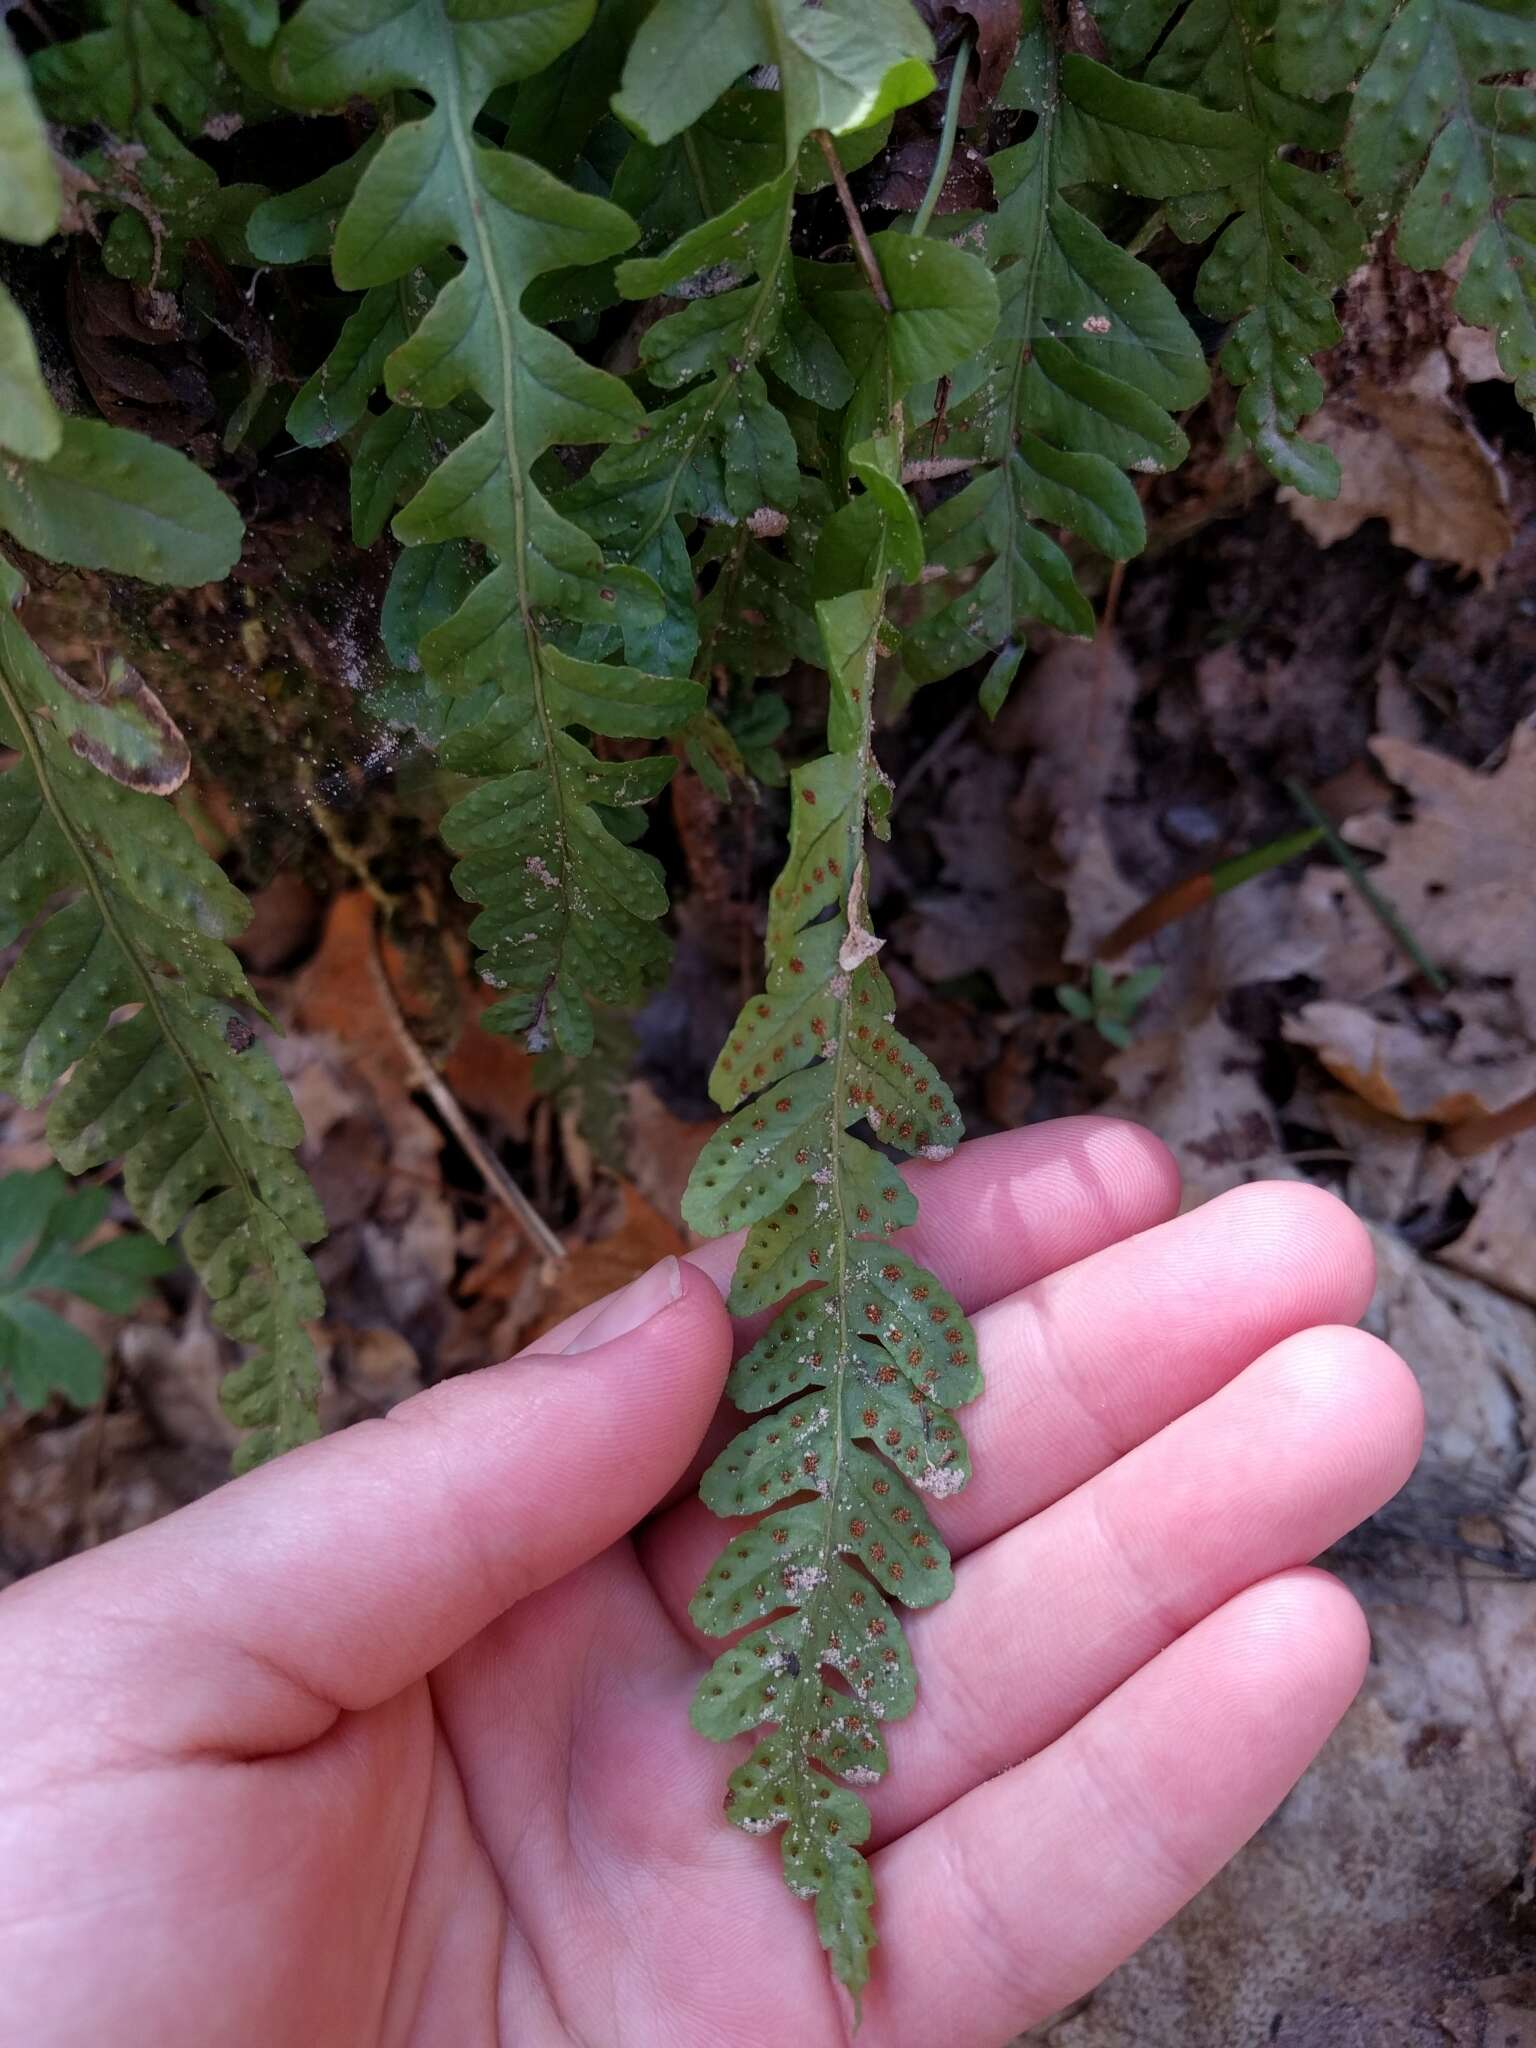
[0,1118,1422,2048]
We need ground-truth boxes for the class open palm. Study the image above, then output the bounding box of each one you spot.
[0,1119,1421,2048]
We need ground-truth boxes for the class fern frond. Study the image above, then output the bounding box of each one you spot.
[574,6,938,676]
[566,165,805,674]
[905,19,1224,698]
[269,0,708,1053]
[682,571,979,2004]
[681,217,993,1999]
[1094,0,1365,491]
[0,562,324,1468]
[614,0,935,153]
[1276,0,1536,404]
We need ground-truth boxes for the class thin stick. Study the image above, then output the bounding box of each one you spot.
[1284,777,1449,992]
[814,130,891,311]
[910,34,972,238]
[366,916,567,1263]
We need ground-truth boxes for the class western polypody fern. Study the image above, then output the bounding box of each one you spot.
[6,0,1536,1990]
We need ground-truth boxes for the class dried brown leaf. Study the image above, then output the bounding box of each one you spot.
[1296,729,1536,1033]
[1282,374,1513,586]
[527,1180,686,1340]
[1437,1128,1536,1308]
[1285,995,1536,1124]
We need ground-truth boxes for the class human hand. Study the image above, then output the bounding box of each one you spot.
[0,1120,1422,2048]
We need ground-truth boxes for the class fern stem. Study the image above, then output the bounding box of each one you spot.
[800,585,883,1727]
[909,33,971,239]
[0,648,260,1221]
[365,913,567,1262]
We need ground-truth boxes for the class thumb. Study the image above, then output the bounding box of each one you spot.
[2,1258,730,1757]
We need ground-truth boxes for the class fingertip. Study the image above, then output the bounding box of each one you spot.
[1092,1114,1184,1224]
[1255,1321,1426,1508]
[1219,1566,1372,1729]
[1214,1178,1377,1322]
[904,1114,1184,1310]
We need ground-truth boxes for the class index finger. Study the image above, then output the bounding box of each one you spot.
[540,1116,1180,1357]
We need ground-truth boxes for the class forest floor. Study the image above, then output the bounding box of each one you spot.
[3,248,1536,2044]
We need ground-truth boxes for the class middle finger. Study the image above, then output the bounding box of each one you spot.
[641,1178,1375,1620]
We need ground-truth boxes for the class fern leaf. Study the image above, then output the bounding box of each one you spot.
[30,0,272,287]
[270,0,708,1051]
[905,26,1219,695]
[575,6,933,677]
[1277,0,1536,404]
[566,164,806,674]
[502,0,650,174]
[0,24,57,248]
[683,570,980,2002]
[681,222,990,1996]
[438,648,703,1053]
[0,416,244,586]
[1095,0,1364,490]
[0,560,324,1468]
[614,0,935,151]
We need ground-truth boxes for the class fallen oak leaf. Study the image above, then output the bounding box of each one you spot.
[1280,368,1513,587]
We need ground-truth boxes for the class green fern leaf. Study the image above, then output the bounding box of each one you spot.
[501,0,650,173]
[270,0,713,1049]
[0,1165,175,1412]
[1277,0,1536,404]
[0,25,59,248]
[0,25,63,462]
[682,565,980,2002]
[1095,0,1364,491]
[0,288,58,464]
[904,28,1218,695]
[439,649,703,1053]
[0,558,324,1467]
[566,163,805,673]
[574,15,929,678]
[680,236,984,1994]
[30,0,271,287]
